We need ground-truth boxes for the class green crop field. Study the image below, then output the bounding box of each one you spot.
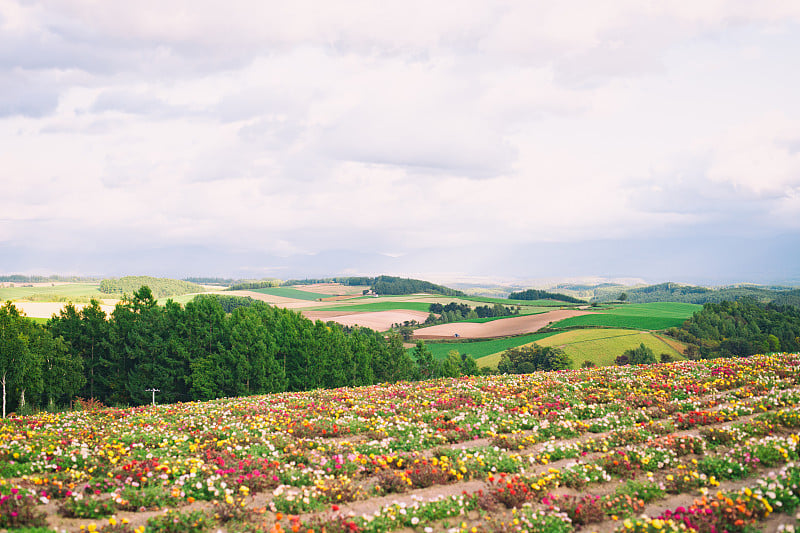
[462,296,582,307]
[0,283,103,302]
[249,287,330,301]
[409,332,559,361]
[550,302,701,331]
[22,316,49,325]
[461,308,549,323]
[475,328,685,369]
[314,301,434,313]
[170,293,208,305]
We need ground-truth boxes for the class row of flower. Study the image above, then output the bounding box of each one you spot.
[0,353,798,532]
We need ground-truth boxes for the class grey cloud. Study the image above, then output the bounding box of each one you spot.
[0,71,59,117]
[217,88,305,124]
[319,109,516,179]
[553,17,679,88]
[237,118,303,146]
[626,158,788,233]
[90,90,178,116]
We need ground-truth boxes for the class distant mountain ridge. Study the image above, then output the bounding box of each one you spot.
[583,282,800,307]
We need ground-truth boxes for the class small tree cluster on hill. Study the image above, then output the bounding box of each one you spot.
[497,344,572,374]
[507,289,585,304]
[615,343,657,366]
[426,302,519,325]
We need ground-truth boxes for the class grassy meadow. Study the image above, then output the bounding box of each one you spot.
[474,328,686,369]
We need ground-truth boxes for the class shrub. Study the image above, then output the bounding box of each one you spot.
[0,489,47,529]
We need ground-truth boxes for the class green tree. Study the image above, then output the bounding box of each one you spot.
[438,350,462,378]
[460,353,479,376]
[374,333,414,383]
[15,320,44,411]
[49,300,111,400]
[0,302,29,417]
[37,328,84,408]
[413,340,436,380]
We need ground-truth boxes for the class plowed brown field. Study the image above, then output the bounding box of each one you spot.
[412,309,591,339]
[302,309,431,331]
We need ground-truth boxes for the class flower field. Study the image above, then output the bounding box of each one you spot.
[2,354,800,533]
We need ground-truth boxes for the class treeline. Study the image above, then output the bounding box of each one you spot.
[426,302,519,324]
[283,275,464,296]
[507,288,586,303]
[226,279,282,291]
[591,282,800,307]
[0,287,484,414]
[224,275,465,297]
[99,276,205,298]
[0,275,101,283]
[667,299,800,359]
[282,277,371,287]
[183,277,238,285]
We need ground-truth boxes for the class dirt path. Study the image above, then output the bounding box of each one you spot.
[412,309,592,339]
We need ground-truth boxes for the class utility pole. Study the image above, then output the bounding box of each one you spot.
[145,388,160,406]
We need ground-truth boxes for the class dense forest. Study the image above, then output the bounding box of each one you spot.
[370,275,466,296]
[0,288,473,415]
[590,282,800,307]
[507,288,585,303]
[99,276,204,298]
[668,299,800,358]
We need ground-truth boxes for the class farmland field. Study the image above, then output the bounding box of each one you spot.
[462,296,584,307]
[0,282,104,302]
[2,353,799,533]
[250,287,331,301]
[312,301,435,313]
[413,310,591,339]
[474,328,685,369]
[303,310,433,331]
[550,302,701,331]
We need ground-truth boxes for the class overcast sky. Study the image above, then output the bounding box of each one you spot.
[2,1,800,285]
